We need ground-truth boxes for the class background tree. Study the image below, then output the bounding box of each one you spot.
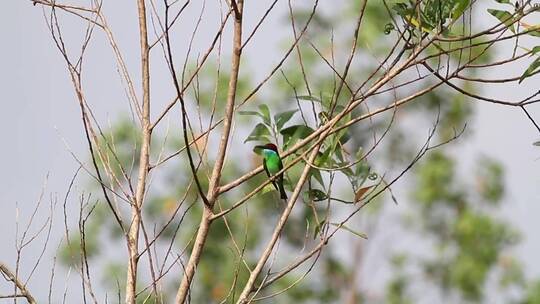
[3,0,540,303]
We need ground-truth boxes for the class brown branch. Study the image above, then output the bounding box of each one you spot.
[287,0,315,121]
[47,9,127,231]
[0,262,37,304]
[235,143,323,304]
[521,105,540,134]
[423,62,540,106]
[330,0,368,114]
[255,114,462,295]
[174,1,244,303]
[219,33,434,196]
[151,0,319,170]
[126,0,152,302]
[151,9,232,131]
[241,0,279,49]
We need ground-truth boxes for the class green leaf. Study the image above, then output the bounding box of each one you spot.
[238,110,261,116]
[244,123,271,143]
[274,110,298,131]
[305,189,328,201]
[342,167,355,180]
[355,147,364,160]
[519,46,540,56]
[523,25,540,37]
[452,0,470,21]
[393,2,435,33]
[258,104,272,125]
[316,148,332,168]
[255,183,277,198]
[527,31,540,37]
[392,3,412,17]
[252,145,263,155]
[518,57,540,83]
[311,168,325,188]
[424,0,464,26]
[297,95,321,102]
[355,161,370,186]
[494,0,511,3]
[238,110,267,123]
[384,23,395,35]
[487,9,515,33]
[280,125,315,147]
[334,160,355,179]
[313,220,326,239]
[333,146,345,163]
[339,131,351,145]
[330,223,368,239]
[280,125,314,138]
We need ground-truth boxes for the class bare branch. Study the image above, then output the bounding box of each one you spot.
[0,263,37,304]
[125,0,152,302]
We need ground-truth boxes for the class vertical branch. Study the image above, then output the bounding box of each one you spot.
[174,1,244,303]
[126,0,152,303]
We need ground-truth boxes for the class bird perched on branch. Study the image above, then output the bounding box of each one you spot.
[255,143,287,199]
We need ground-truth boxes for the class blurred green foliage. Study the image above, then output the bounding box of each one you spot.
[59,0,540,303]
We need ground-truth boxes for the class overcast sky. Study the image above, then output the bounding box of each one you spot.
[1,0,539,301]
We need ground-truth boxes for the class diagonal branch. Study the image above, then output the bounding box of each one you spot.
[0,262,37,304]
[174,1,244,303]
[235,142,323,304]
[163,0,210,207]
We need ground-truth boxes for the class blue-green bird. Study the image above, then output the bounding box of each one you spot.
[255,143,287,199]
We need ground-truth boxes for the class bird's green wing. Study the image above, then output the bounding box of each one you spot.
[277,152,284,171]
[276,152,287,199]
[263,159,270,177]
[263,157,279,192]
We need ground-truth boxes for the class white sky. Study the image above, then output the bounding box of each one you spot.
[1,0,539,301]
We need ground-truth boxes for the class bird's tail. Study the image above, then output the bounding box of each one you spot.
[278,182,287,200]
